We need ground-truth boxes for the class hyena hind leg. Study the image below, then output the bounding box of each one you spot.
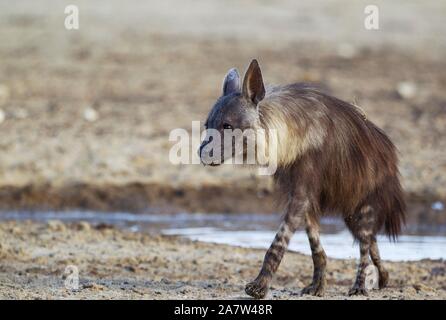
[369,236,389,289]
[345,205,377,296]
[348,238,371,296]
[301,216,327,297]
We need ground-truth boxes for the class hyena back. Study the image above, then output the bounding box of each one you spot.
[199,59,406,298]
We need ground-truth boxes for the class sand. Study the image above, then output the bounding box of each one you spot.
[0,0,445,221]
[0,0,445,301]
[0,220,444,300]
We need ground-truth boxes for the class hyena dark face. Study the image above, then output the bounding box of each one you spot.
[199,62,265,166]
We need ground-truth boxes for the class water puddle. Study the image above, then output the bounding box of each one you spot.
[1,210,445,262]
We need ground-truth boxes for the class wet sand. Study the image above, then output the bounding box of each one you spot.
[0,220,444,299]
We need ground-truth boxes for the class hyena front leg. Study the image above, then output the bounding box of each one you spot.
[301,215,327,296]
[245,212,302,299]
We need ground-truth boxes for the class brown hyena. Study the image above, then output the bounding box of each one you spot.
[199,59,406,298]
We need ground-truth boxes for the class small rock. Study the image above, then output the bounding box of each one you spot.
[83,107,98,122]
[95,223,114,230]
[431,266,446,277]
[0,109,5,124]
[337,43,358,59]
[47,220,66,232]
[125,265,137,272]
[75,221,91,231]
[404,286,417,295]
[126,257,138,265]
[13,108,28,119]
[0,243,11,258]
[431,201,444,211]
[0,84,10,105]
[9,226,22,235]
[396,81,417,99]
[413,283,435,293]
[83,283,105,291]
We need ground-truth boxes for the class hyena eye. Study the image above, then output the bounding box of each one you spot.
[223,123,233,130]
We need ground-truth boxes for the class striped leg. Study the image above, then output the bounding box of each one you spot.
[245,213,302,299]
[369,236,389,289]
[348,239,371,295]
[345,204,378,296]
[301,216,327,296]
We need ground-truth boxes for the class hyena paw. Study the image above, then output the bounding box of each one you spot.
[348,285,368,296]
[245,278,269,299]
[301,281,326,297]
[379,269,389,289]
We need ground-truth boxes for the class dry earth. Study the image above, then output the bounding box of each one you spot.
[0,0,445,301]
[0,0,444,220]
[0,221,445,300]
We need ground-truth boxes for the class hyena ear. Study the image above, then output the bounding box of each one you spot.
[242,59,265,105]
[222,68,241,96]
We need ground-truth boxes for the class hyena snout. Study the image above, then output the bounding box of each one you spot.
[198,137,220,166]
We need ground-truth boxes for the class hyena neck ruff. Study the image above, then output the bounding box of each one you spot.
[257,84,328,176]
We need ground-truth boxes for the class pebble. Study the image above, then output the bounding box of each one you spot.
[0,109,5,124]
[125,265,137,272]
[83,107,98,122]
[404,286,417,295]
[129,225,140,233]
[336,43,358,59]
[83,283,105,291]
[47,220,66,232]
[413,283,435,293]
[431,201,444,211]
[9,226,22,235]
[13,108,28,119]
[0,84,10,105]
[75,221,91,231]
[396,81,417,99]
[0,243,11,258]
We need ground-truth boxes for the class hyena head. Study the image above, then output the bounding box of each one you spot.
[199,59,266,166]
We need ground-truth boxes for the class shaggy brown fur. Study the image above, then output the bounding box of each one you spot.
[200,59,406,298]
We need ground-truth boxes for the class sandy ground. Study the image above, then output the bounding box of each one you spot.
[0,0,445,301]
[0,220,445,300]
[0,0,445,219]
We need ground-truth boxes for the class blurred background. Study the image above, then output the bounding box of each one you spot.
[0,0,445,252]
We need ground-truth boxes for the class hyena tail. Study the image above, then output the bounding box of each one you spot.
[380,177,406,240]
